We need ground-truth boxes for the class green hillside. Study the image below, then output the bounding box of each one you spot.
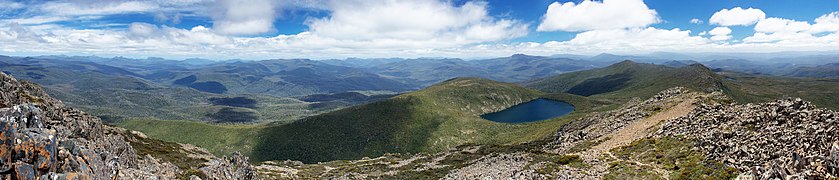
[524,60,723,100]
[119,78,610,163]
[525,60,839,110]
[250,78,611,163]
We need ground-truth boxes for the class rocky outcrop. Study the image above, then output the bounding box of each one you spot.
[0,72,257,179]
[548,87,690,152]
[442,153,541,179]
[658,98,839,179]
[199,152,258,179]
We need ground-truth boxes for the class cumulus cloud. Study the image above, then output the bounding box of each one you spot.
[304,0,528,47]
[567,28,707,49]
[537,0,660,32]
[211,0,277,35]
[709,27,732,41]
[811,12,839,33]
[710,7,766,26]
[5,1,839,59]
[743,12,839,44]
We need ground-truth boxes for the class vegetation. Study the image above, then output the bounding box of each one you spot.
[249,77,593,163]
[115,129,210,178]
[118,78,611,163]
[118,119,262,157]
[526,60,839,110]
[607,136,738,179]
[720,72,839,110]
[525,61,723,102]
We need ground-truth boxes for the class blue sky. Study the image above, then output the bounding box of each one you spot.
[1,0,839,59]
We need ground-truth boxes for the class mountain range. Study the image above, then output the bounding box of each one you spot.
[3,54,839,179]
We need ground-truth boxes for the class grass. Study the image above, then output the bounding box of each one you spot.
[525,61,723,103]
[720,73,839,110]
[117,119,263,157]
[607,136,738,179]
[118,78,615,163]
[526,61,839,111]
[113,128,211,179]
[249,77,555,163]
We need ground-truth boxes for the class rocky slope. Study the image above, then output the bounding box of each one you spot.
[657,97,839,178]
[0,72,256,179]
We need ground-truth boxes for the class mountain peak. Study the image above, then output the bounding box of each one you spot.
[511,54,535,58]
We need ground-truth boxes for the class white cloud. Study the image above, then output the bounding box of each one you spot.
[742,12,839,45]
[211,0,277,35]
[1,16,70,25]
[0,23,45,42]
[754,18,811,33]
[5,1,839,59]
[811,12,839,33]
[709,27,732,41]
[537,0,660,32]
[566,28,708,50]
[304,0,527,47]
[710,7,766,26]
[40,1,159,16]
[690,18,703,24]
[743,32,815,43]
[0,0,25,12]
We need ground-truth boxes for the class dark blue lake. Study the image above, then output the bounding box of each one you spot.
[480,99,574,123]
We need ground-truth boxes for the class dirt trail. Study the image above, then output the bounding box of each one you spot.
[590,98,696,153]
[573,97,697,178]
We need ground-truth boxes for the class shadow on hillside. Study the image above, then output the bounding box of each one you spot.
[249,96,441,163]
[568,73,631,96]
[207,107,258,123]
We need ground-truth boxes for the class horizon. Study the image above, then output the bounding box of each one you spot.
[2,0,839,59]
[5,50,839,62]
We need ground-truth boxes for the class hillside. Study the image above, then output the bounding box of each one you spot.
[368,58,493,86]
[0,72,256,179]
[0,57,378,123]
[250,77,597,163]
[469,54,601,82]
[786,63,839,78]
[119,78,610,163]
[253,88,839,179]
[162,59,416,96]
[525,60,839,110]
[524,60,723,99]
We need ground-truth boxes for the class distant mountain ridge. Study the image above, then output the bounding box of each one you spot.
[525,60,723,99]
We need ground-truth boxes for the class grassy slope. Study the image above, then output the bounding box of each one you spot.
[720,73,839,110]
[119,78,610,163]
[526,60,839,110]
[251,77,596,163]
[118,119,263,157]
[525,60,723,101]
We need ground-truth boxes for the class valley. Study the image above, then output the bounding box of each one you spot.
[4,1,839,179]
[2,53,839,179]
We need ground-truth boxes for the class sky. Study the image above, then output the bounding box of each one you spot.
[1,0,839,60]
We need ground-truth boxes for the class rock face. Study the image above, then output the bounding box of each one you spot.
[0,72,257,179]
[658,98,839,179]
